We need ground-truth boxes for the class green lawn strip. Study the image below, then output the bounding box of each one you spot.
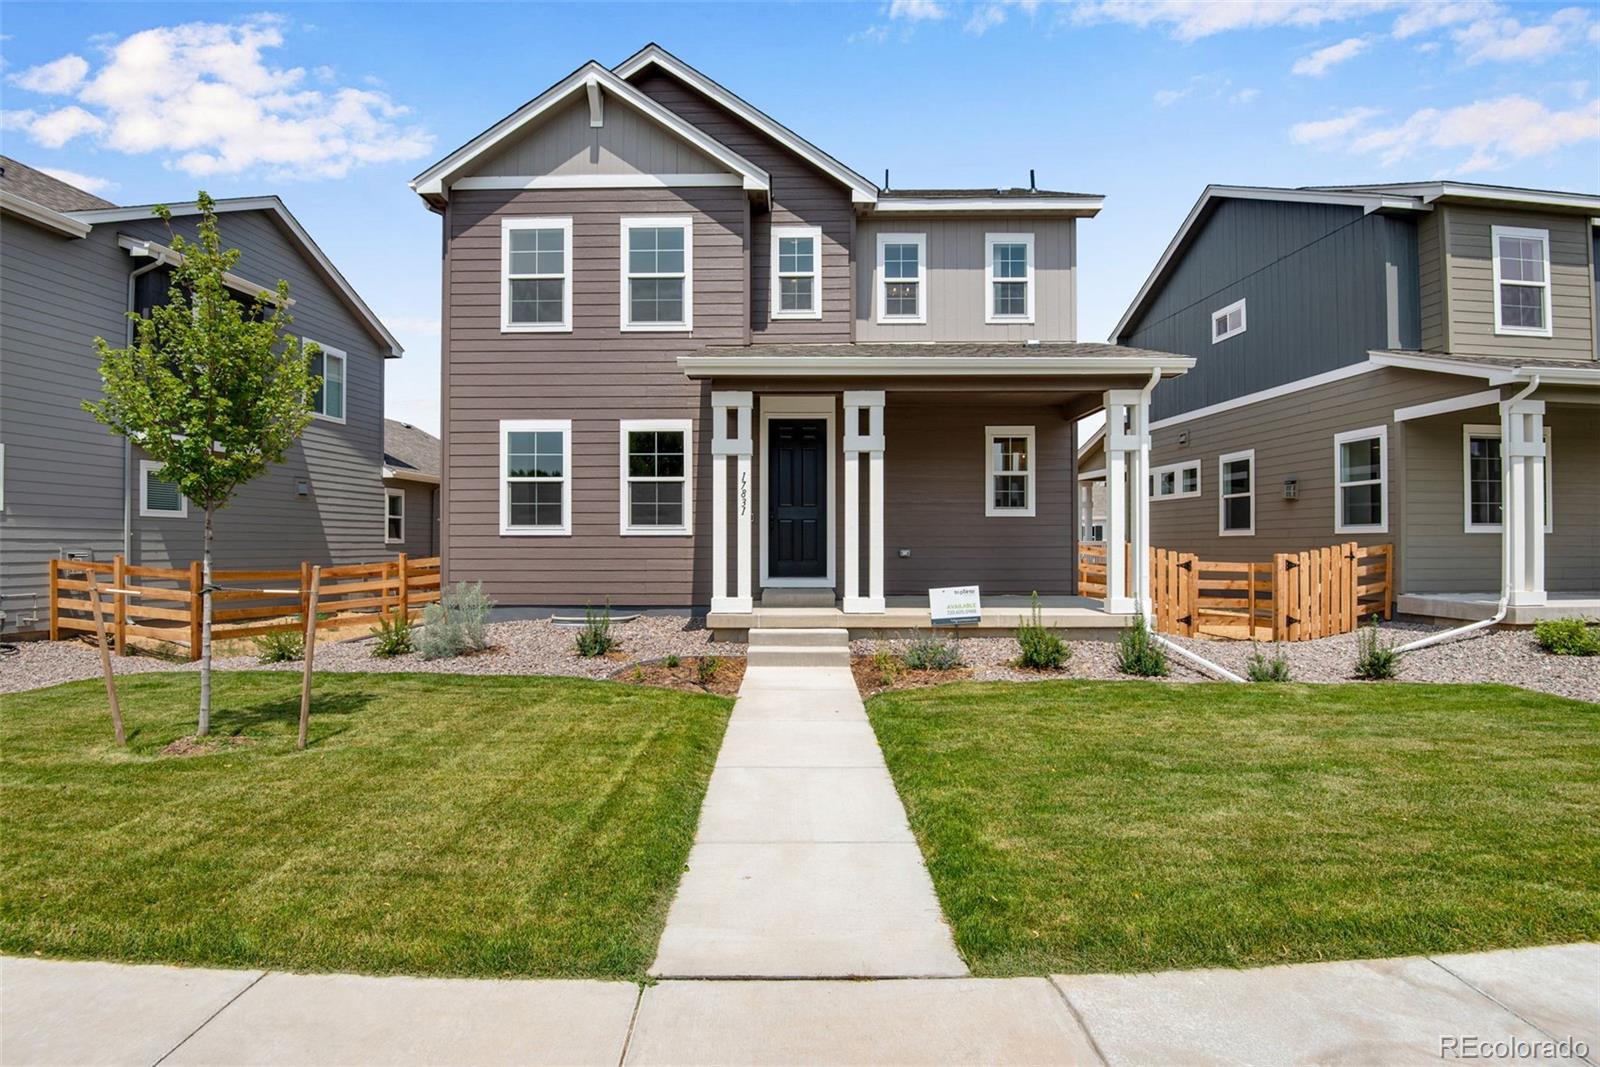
[866,681,1600,977]
[1,671,732,980]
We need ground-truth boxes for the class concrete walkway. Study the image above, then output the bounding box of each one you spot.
[5,944,1595,1065]
[649,663,966,978]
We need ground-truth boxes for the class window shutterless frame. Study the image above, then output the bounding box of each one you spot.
[139,459,188,519]
[501,216,573,333]
[1490,225,1552,338]
[1218,448,1254,536]
[1150,460,1201,501]
[875,232,927,325]
[770,224,822,321]
[1462,423,1553,533]
[619,418,693,536]
[385,488,405,544]
[985,425,1036,517]
[984,232,1034,324]
[1333,425,1387,534]
[1211,298,1246,344]
[620,216,693,331]
[307,342,346,423]
[499,418,572,536]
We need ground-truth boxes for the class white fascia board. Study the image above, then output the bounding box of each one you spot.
[454,174,743,191]
[1513,365,1600,386]
[118,235,292,304]
[1147,361,1381,431]
[1383,182,1600,213]
[72,196,402,357]
[0,191,92,238]
[383,466,441,485]
[870,196,1104,216]
[1366,350,1515,384]
[678,354,1194,379]
[410,62,768,200]
[1392,388,1503,423]
[613,44,878,204]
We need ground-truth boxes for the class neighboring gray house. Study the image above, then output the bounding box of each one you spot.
[412,44,1191,628]
[383,419,441,558]
[0,157,403,636]
[1112,182,1600,623]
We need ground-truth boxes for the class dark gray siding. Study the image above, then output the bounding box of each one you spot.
[386,479,439,558]
[1122,199,1420,422]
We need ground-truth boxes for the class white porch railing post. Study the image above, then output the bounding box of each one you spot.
[1102,389,1144,616]
[844,390,885,614]
[710,391,753,614]
[1503,397,1546,607]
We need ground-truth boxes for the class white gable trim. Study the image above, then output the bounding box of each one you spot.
[454,174,743,191]
[411,62,769,200]
[614,44,878,205]
[0,190,92,238]
[118,236,291,305]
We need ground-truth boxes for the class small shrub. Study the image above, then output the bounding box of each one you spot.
[370,615,414,658]
[1016,591,1069,670]
[872,648,901,687]
[1246,643,1292,682]
[1533,617,1600,656]
[1354,615,1400,680]
[575,602,618,658]
[696,656,721,686]
[1115,613,1168,677]
[663,653,681,669]
[419,580,494,660]
[254,630,304,664]
[903,635,961,671]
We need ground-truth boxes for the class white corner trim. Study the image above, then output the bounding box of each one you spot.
[620,215,693,332]
[1332,425,1388,535]
[500,216,573,333]
[984,425,1036,518]
[499,418,572,536]
[618,418,694,536]
[1210,297,1246,344]
[1490,224,1553,338]
[875,232,927,325]
[770,224,823,321]
[0,190,92,237]
[138,460,189,519]
[1148,361,1379,431]
[1218,448,1255,537]
[385,487,405,545]
[984,232,1035,325]
[1393,388,1502,423]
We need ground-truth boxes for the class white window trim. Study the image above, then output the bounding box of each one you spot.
[139,459,188,519]
[501,216,573,333]
[620,216,693,332]
[618,418,693,536]
[770,224,823,321]
[1462,423,1553,534]
[1490,225,1552,338]
[1211,298,1247,344]
[499,418,572,537]
[984,232,1035,325]
[1333,425,1388,535]
[385,487,405,545]
[875,232,927,325]
[985,424,1036,518]
[1218,448,1255,536]
[308,342,347,424]
[1150,460,1201,501]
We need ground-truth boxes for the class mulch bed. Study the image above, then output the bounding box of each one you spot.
[851,656,976,697]
[159,735,257,758]
[612,656,746,696]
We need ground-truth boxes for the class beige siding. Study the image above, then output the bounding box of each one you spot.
[468,95,724,178]
[854,217,1076,342]
[1418,209,1447,352]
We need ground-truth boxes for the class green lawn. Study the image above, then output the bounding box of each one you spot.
[867,681,1600,976]
[1,672,732,979]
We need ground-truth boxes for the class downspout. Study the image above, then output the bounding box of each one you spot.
[1394,374,1540,654]
[123,256,166,560]
[1131,367,1246,683]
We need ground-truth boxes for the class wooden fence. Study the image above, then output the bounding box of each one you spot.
[1077,542,1392,642]
[49,554,441,660]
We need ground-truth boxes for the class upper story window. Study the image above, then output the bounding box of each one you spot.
[1219,449,1254,536]
[985,425,1035,517]
[140,460,188,519]
[622,217,693,331]
[771,225,822,320]
[876,232,927,325]
[502,217,572,332]
[985,233,1034,324]
[309,343,346,422]
[1211,298,1246,344]
[500,419,571,536]
[1334,426,1387,534]
[1491,226,1551,337]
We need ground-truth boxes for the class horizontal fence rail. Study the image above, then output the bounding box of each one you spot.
[50,554,441,660]
[1078,542,1392,643]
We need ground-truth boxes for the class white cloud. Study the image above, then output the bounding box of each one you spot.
[1154,87,1191,106]
[1391,0,1496,38]
[1071,0,1396,42]
[889,0,948,21]
[1452,6,1591,64]
[2,14,432,180]
[1289,106,1382,145]
[1292,36,1369,76]
[9,54,89,94]
[39,166,116,194]
[965,4,1009,33]
[1232,88,1261,104]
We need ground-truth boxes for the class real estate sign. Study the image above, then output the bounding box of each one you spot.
[929,585,981,626]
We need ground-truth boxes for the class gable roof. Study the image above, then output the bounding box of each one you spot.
[410,59,770,205]
[1313,181,1600,213]
[384,419,440,481]
[614,43,879,206]
[0,156,114,211]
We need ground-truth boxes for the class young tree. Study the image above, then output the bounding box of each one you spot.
[85,193,318,736]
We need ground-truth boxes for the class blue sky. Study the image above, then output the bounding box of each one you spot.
[4,1,1597,436]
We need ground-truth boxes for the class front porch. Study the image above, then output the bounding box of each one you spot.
[1396,591,1600,626]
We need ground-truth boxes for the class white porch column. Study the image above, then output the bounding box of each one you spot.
[710,391,753,614]
[844,390,886,614]
[1503,396,1546,607]
[1102,389,1151,616]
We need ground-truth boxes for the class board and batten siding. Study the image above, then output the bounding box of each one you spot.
[853,217,1077,343]
[442,187,746,606]
[469,94,726,179]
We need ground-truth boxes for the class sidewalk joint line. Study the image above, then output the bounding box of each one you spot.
[1046,976,1112,1067]
[615,984,645,1067]
[1425,956,1594,1066]
[150,969,269,1067]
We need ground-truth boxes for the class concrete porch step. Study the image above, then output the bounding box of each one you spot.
[748,628,850,649]
[760,588,839,609]
[746,627,851,668]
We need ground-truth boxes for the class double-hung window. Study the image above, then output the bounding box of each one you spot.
[1218,449,1254,535]
[502,217,571,332]
[985,425,1035,517]
[385,488,405,544]
[622,217,692,331]
[1463,424,1553,533]
[140,460,188,519]
[1491,225,1551,337]
[308,343,346,422]
[1334,426,1387,534]
[500,419,571,536]
[771,225,822,320]
[876,232,926,324]
[1212,298,1246,343]
[985,233,1034,324]
[620,419,691,535]
[1150,461,1200,500]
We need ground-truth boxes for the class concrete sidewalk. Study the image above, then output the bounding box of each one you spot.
[4,944,1595,1065]
[648,664,966,978]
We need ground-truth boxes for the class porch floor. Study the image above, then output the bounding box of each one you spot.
[709,595,1132,638]
[1395,591,1600,626]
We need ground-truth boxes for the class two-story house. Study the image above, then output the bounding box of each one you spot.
[412,44,1192,629]
[1112,182,1600,624]
[0,157,403,636]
